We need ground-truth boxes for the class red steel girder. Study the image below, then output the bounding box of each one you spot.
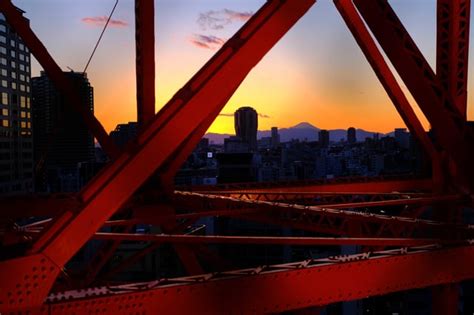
[174,192,471,238]
[437,0,470,118]
[334,0,437,159]
[0,1,315,312]
[36,244,474,314]
[352,0,474,190]
[135,0,155,127]
[0,0,119,158]
[93,233,439,247]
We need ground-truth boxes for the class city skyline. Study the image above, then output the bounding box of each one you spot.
[11,0,474,135]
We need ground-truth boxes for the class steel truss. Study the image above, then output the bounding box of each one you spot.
[0,0,473,314]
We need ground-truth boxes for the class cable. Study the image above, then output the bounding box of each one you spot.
[83,0,119,73]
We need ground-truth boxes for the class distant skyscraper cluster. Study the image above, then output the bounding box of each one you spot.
[0,10,33,194]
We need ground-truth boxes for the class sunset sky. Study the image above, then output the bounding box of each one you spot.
[11,0,474,134]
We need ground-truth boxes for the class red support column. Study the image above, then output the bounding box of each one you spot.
[135,0,156,128]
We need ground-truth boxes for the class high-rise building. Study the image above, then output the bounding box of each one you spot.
[234,106,258,151]
[394,128,409,149]
[347,127,356,144]
[32,71,95,192]
[110,122,138,149]
[0,10,34,194]
[318,129,330,147]
[271,126,280,147]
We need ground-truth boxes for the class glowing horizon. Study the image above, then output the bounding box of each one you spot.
[12,0,473,136]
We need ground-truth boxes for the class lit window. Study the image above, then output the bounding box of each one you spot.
[11,82,16,90]
[0,58,6,65]
[10,61,15,68]
[0,25,5,33]
[1,80,6,87]
[26,112,30,118]
[10,50,15,58]
[0,13,5,21]
[19,74,24,81]
[10,39,15,47]
[20,111,26,118]
[19,43,24,51]
[0,35,6,44]
[11,72,16,79]
[26,86,29,92]
[20,96,25,107]
[0,47,5,55]
[2,120,8,127]
[25,55,29,62]
[26,97,30,108]
[19,54,24,61]
[0,69,6,77]
[19,84,25,92]
[1,109,7,116]
[1,92,7,105]
[19,64,24,71]
[27,122,30,128]
[26,66,29,72]
[20,121,26,128]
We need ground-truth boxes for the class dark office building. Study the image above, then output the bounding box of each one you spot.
[32,71,95,192]
[110,122,138,148]
[347,127,356,144]
[0,10,33,194]
[234,106,258,151]
[319,129,330,147]
[271,126,280,147]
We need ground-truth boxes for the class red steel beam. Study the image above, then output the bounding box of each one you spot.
[0,0,119,158]
[334,0,437,159]
[40,244,474,314]
[93,233,440,247]
[135,0,155,127]
[437,0,470,118]
[0,3,316,311]
[353,0,474,190]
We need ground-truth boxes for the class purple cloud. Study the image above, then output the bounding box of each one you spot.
[198,9,253,30]
[81,16,128,28]
[189,34,226,50]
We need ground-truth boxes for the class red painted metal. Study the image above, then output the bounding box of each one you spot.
[34,244,474,314]
[437,0,470,118]
[135,0,155,127]
[93,233,439,247]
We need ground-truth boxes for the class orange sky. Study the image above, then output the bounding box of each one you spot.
[14,0,473,135]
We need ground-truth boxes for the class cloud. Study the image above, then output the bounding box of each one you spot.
[198,9,253,30]
[81,16,128,28]
[219,113,270,118]
[189,34,226,50]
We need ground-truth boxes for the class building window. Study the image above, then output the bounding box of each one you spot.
[1,80,7,88]
[10,39,15,47]
[19,84,25,92]
[19,43,24,51]
[11,82,16,90]
[20,96,25,108]
[0,69,6,77]
[20,121,26,128]
[26,112,30,118]
[0,25,6,33]
[0,35,6,44]
[2,120,8,127]
[0,57,6,65]
[19,54,24,61]
[26,85,29,93]
[11,72,16,79]
[0,13,5,21]
[1,92,7,105]
[26,66,29,72]
[20,111,26,118]
[27,122,30,129]
[25,55,29,63]
[19,74,24,81]
[0,47,5,55]
[26,97,30,108]
[10,61,15,68]
[1,109,7,116]
[10,50,15,58]
[19,64,24,71]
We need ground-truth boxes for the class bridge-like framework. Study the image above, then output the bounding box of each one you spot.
[0,0,473,314]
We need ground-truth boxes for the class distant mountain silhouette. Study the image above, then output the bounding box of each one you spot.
[205,122,388,144]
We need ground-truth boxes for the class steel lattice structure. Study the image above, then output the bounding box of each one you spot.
[0,0,473,314]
